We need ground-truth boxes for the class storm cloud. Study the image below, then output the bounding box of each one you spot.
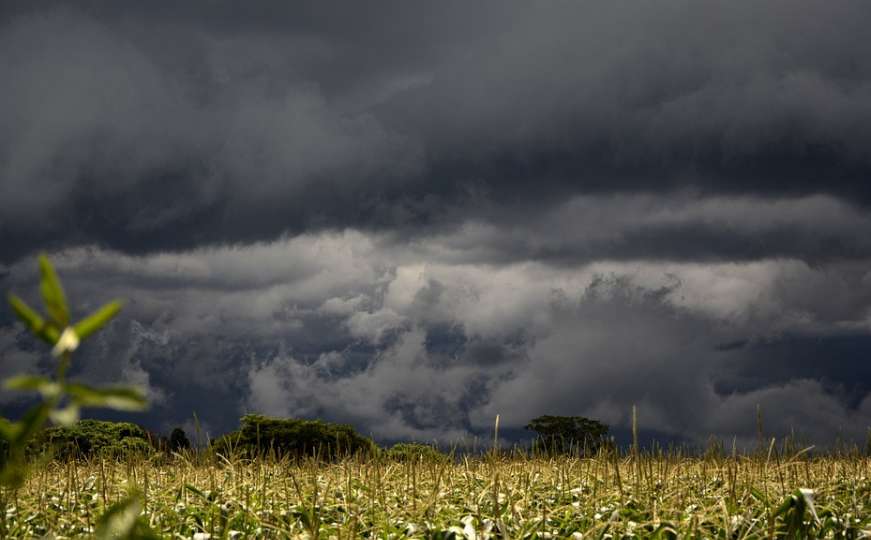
[2,1,871,446]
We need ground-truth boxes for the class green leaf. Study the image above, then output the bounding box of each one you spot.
[8,294,60,345]
[49,403,80,427]
[0,417,16,441]
[74,300,123,341]
[38,254,69,327]
[0,453,27,488]
[749,487,768,503]
[94,492,161,540]
[66,383,148,411]
[10,402,50,447]
[184,483,211,501]
[4,375,61,398]
[8,294,43,332]
[773,493,797,518]
[95,495,142,540]
[0,402,51,487]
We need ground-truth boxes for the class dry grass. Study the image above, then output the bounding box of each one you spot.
[2,446,871,538]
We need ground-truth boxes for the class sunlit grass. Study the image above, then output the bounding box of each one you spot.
[2,446,870,538]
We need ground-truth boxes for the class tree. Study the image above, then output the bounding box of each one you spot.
[525,415,609,455]
[385,442,449,462]
[169,427,191,451]
[31,419,153,459]
[210,415,376,459]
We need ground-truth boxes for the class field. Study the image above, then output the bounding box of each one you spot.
[2,448,871,539]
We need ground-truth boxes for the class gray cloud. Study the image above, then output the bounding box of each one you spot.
[2,2,871,264]
[4,240,871,445]
[3,2,871,446]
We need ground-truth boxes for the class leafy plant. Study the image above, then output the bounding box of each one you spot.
[0,254,153,538]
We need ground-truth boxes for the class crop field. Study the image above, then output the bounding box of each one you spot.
[2,449,871,539]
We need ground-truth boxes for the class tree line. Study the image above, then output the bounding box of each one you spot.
[2,413,609,462]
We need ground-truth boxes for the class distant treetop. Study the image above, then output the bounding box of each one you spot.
[525,414,609,455]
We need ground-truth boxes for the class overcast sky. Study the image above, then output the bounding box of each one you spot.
[3,0,871,447]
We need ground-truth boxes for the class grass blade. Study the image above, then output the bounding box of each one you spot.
[38,254,69,327]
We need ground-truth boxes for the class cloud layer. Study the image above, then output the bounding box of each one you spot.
[4,238,871,445]
[2,1,871,446]
[3,2,871,261]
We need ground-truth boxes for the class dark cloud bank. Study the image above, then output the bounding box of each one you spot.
[2,1,871,447]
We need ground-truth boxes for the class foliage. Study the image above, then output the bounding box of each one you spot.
[211,414,377,459]
[385,442,450,462]
[0,255,153,539]
[0,428,7,469]
[95,493,161,540]
[526,414,609,455]
[2,449,870,538]
[169,426,191,451]
[29,419,153,459]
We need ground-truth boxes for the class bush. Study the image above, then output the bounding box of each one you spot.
[385,442,449,462]
[211,414,376,459]
[30,419,153,459]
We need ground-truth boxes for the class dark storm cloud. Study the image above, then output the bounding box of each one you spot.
[4,243,871,445]
[3,1,871,264]
[4,2,871,448]
[407,194,871,266]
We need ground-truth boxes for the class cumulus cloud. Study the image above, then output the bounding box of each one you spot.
[4,237,870,445]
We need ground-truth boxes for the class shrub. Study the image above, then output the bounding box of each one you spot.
[385,442,449,462]
[211,414,376,459]
[30,419,153,459]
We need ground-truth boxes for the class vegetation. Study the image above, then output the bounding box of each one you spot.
[526,415,610,456]
[385,442,450,462]
[29,419,153,459]
[210,414,377,459]
[3,256,871,538]
[0,255,153,537]
[2,445,871,538]
[169,427,191,452]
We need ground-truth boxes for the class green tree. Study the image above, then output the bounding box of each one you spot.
[211,414,376,459]
[169,426,191,451]
[385,442,449,462]
[31,419,153,459]
[525,415,609,455]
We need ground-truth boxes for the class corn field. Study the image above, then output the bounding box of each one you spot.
[2,447,871,538]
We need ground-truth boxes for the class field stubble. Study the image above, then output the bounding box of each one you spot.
[2,445,871,539]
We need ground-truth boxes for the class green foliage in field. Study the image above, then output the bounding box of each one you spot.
[385,442,450,462]
[3,450,871,538]
[29,419,153,459]
[526,414,610,455]
[211,414,377,459]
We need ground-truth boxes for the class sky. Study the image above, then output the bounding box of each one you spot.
[2,0,871,447]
